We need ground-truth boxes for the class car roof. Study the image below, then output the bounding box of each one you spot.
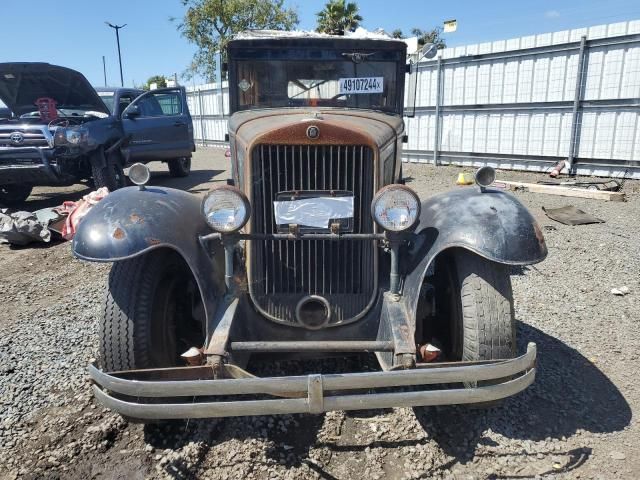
[94,87,144,95]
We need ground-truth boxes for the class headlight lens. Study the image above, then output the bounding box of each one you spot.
[371,185,421,232]
[66,128,83,144]
[53,127,87,146]
[202,186,250,233]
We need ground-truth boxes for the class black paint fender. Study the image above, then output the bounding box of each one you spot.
[401,186,547,320]
[72,185,225,331]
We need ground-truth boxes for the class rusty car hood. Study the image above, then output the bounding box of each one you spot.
[229,108,403,149]
[0,62,110,117]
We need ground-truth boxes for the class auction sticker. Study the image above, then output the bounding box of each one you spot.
[339,77,383,94]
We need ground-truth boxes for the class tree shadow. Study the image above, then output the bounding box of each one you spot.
[413,322,631,463]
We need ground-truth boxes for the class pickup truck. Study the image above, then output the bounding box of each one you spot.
[0,63,195,206]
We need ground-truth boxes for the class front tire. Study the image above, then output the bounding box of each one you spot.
[91,147,126,192]
[448,250,516,365]
[0,184,32,206]
[168,157,191,177]
[99,250,204,371]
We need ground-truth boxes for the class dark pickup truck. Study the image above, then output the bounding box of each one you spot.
[0,63,195,206]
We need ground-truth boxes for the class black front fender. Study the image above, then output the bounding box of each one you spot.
[72,186,225,326]
[402,186,547,319]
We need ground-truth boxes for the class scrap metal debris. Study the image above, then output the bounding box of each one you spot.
[0,209,53,245]
[538,179,621,191]
[542,206,605,226]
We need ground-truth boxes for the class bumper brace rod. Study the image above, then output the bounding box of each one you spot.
[88,343,536,420]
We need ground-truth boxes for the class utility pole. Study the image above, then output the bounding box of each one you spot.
[105,22,127,87]
[102,56,107,87]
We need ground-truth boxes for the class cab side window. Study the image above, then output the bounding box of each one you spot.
[117,94,135,115]
[136,91,183,117]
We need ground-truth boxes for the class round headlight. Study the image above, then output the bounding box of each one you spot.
[371,185,421,232]
[202,186,250,233]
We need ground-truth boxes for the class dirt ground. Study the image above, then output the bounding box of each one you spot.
[1,148,638,480]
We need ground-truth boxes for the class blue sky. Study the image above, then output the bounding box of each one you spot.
[1,0,639,87]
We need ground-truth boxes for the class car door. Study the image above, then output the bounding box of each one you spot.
[121,87,191,163]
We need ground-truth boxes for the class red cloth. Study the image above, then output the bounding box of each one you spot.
[57,187,109,240]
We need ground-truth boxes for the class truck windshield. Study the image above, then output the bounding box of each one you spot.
[234,59,399,113]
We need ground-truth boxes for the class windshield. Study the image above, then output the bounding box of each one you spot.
[234,59,399,113]
[97,93,115,114]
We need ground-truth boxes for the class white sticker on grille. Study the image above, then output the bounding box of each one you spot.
[273,196,354,229]
[338,77,383,94]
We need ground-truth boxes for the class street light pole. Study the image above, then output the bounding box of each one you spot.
[105,22,127,87]
[102,56,107,87]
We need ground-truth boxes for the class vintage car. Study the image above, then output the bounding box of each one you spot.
[0,63,195,206]
[74,32,546,420]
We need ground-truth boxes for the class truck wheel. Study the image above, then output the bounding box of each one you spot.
[99,249,204,372]
[91,148,126,192]
[444,250,516,406]
[0,185,32,206]
[168,157,191,177]
[448,250,516,365]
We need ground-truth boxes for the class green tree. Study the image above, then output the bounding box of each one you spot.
[143,75,168,91]
[177,0,299,81]
[316,0,363,35]
[411,27,446,49]
[391,28,404,39]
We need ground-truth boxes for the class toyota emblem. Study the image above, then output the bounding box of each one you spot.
[10,132,24,145]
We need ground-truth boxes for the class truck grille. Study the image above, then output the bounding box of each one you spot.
[249,144,377,327]
[0,127,50,148]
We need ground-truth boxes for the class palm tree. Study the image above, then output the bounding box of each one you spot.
[316,0,363,36]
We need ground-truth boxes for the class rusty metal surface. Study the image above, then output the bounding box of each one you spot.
[204,297,239,356]
[247,143,379,328]
[72,185,226,340]
[230,109,403,151]
[229,341,395,352]
[88,343,536,419]
[401,186,548,321]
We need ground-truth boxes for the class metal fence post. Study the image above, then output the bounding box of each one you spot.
[567,35,588,173]
[197,89,206,147]
[216,51,225,119]
[433,56,443,166]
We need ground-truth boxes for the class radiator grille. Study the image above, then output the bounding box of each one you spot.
[0,127,50,148]
[249,144,377,326]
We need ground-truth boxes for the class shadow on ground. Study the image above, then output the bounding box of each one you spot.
[147,168,226,194]
[139,323,629,478]
[413,322,631,462]
[9,185,92,211]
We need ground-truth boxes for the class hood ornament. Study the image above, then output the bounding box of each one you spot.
[342,52,377,64]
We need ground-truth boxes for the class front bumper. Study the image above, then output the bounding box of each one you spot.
[0,146,70,185]
[88,343,536,420]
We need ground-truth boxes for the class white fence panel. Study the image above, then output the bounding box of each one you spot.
[186,20,640,178]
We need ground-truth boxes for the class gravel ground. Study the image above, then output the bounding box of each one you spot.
[1,149,638,479]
